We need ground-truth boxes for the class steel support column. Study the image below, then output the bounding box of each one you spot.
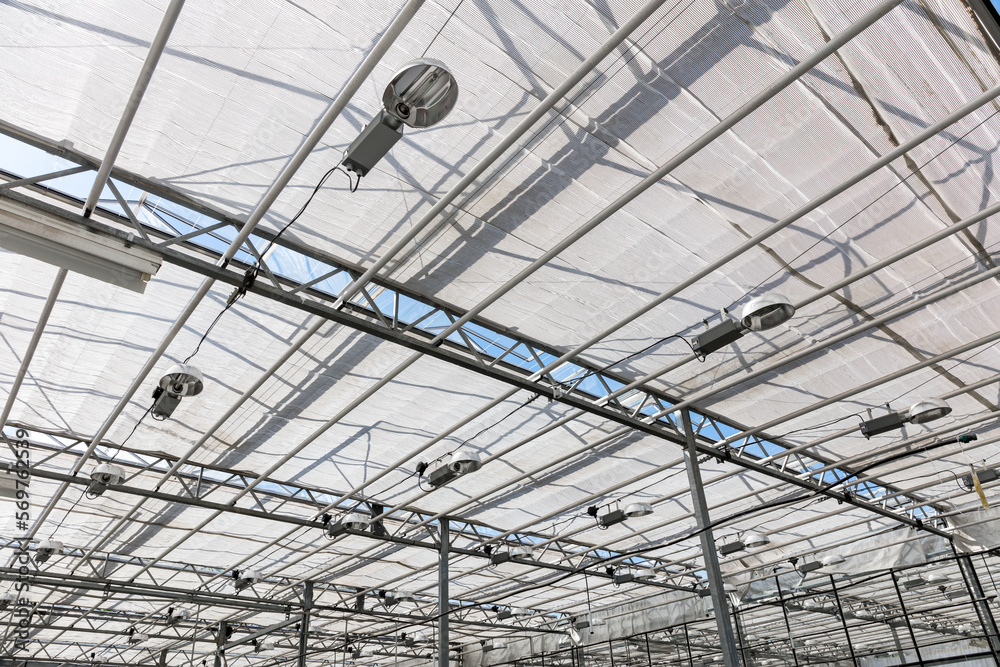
[439,518,449,667]
[680,409,740,667]
[299,581,313,667]
[954,548,1000,663]
[731,607,751,667]
[214,620,228,667]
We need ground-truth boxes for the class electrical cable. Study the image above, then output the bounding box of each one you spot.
[48,486,86,539]
[773,412,866,440]
[109,404,154,457]
[257,166,355,262]
[882,340,1000,410]
[416,392,541,480]
[183,301,235,365]
[182,165,354,365]
[557,332,698,391]
[453,392,541,450]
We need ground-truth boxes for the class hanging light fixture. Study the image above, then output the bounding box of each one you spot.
[740,294,796,332]
[35,538,62,564]
[483,639,508,651]
[326,512,370,537]
[907,398,953,424]
[88,462,125,497]
[589,500,654,528]
[233,569,263,592]
[422,449,482,488]
[151,364,205,420]
[403,630,428,647]
[743,532,769,548]
[860,398,952,438]
[692,294,795,357]
[342,59,459,177]
[719,537,746,556]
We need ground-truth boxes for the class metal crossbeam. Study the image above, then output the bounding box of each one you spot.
[16,460,695,596]
[0,537,568,639]
[0,186,944,538]
[10,427,683,576]
[0,121,938,531]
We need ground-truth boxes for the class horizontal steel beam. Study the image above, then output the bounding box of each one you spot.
[0,120,934,523]
[0,567,290,614]
[14,427,637,571]
[19,463,693,595]
[0,188,943,537]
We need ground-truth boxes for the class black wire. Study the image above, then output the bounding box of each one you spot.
[559,334,699,390]
[110,405,154,457]
[48,486,86,538]
[453,393,541,451]
[773,412,866,440]
[257,166,353,261]
[182,299,236,365]
[596,334,698,374]
[416,393,541,481]
[183,166,354,365]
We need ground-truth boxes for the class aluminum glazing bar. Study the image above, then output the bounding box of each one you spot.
[28,0,426,541]
[81,0,187,217]
[428,0,906,348]
[331,0,674,310]
[0,268,66,441]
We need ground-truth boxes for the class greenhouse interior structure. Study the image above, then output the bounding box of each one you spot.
[4,0,1000,664]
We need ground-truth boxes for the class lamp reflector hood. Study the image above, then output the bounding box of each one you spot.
[743,532,769,548]
[624,502,653,517]
[449,449,482,474]
[740,294,795,331]
[159,364,204,397]
[382,58,459,129]
[907,398,951,424]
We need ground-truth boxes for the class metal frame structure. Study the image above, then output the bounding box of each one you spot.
[488,551,1000,667]
[1,0,1000,664]
[0,158,950,530]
